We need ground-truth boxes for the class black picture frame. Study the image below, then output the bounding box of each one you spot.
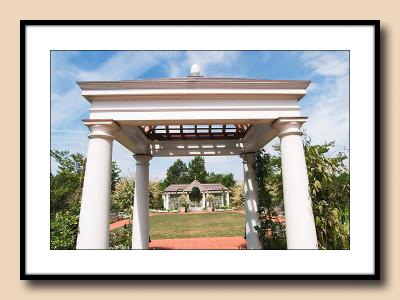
[20,20,380,280]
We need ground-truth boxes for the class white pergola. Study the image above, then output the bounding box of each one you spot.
[75,65,318,250]
[162,180,230,210]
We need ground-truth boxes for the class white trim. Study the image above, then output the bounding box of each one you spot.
[89,99,300,112]
[149,139,244,157]
[89,110,301,125]
[150,148,243,157]
[77,79,311,91]
[82,88,307,98]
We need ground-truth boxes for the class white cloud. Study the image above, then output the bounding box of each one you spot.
[51,51,182,131]
[167,51,241,77]
[51,89,90,130]
[302,75,349,153]
[52,51,243,131]
[300,51,349,77]
[74,51,177,81]
[292,51,350,157]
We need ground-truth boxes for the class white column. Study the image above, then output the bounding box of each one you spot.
[273,118,318,249]
[162,194,166,209]
[165,193,169,210]
[226,191,230,207]
[132,154,152,250]
[76,120,120,249]
[202,192,206,208]
[241,153,262,250]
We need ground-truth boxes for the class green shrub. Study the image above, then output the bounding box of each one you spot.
[253,150,287,250]
[253,138,350,250]
[50,210,79,250]
[109,225,132,249]
[177,194,189,212]
[111,177,134,215]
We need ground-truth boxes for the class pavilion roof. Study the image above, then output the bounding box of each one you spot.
[164,180,229,193]
[202,183,229,191]
[77,66,310,157]
[77,76,311,91]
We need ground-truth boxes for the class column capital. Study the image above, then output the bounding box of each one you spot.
[272,117,308,138]
[83,119,120,141]
[134,154,152,165]
[240,152,257,164]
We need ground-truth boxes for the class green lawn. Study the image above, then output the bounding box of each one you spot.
[111,212,245,241]
[109,212,245,248]
[149,212,245,239]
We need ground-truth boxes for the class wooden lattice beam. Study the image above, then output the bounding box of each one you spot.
[141,124,251,141]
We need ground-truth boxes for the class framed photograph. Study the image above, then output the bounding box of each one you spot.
[21,20,379,279]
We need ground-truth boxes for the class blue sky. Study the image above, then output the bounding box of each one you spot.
[51,51,349,181]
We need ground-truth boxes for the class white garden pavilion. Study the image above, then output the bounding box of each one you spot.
[163,180,230,210]
[75,65,318,250]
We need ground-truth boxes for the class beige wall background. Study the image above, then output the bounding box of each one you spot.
[1,0,398,299]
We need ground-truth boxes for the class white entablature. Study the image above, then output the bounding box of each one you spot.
[77,76,310,157]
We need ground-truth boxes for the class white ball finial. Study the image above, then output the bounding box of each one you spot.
[190,64,201,76]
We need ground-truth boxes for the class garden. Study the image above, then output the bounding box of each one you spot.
[50,135,350,250]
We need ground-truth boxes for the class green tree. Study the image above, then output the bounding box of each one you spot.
[50,150,86,211]
[50,149,122,249]
[111,161,122,191]
[304,139,350,249]
[149,181,163,209]
[111,177,135,214]
[51,150,122,211]
[188,156,208,182]
[189,186,202,203]
[50,197,81,250]
[207,172,236,189]
[253,137,350,250]
[162,159,189,187]
[230,184,244,208]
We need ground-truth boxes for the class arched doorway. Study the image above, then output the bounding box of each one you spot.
[188,186,202,209]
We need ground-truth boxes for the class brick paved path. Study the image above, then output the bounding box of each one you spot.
[110,218,247,249]
[149,236,246,250]
[109,219,131,230]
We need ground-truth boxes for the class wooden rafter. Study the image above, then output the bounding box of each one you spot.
[141,124,251,141]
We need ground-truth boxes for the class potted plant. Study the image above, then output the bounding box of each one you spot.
[178,194,189,213]
[206,194,215,212]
